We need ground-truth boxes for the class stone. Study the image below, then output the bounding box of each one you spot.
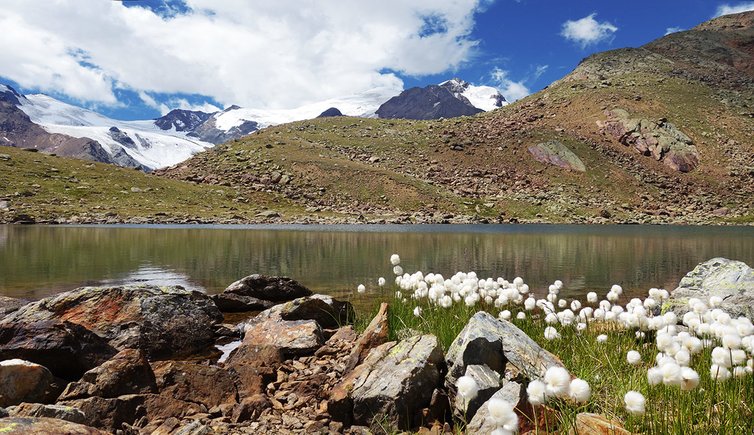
[210,292,275,312]
[466,381,523,435]
[347,334,445,430]
[222,275,312,303]
[345,302,389,371]
[0,359,56,407]
[58,348,157,401]
[0,285,222,359]
[0,297,24,317]
[0,320,115,380]
[453,364,501,419]
[568,413,632,435]
[277,294,355,329]
[7,403,86,424]
[152,361,238,409]
[56,395,145,430]
[666,258,754,320]
[231,394,270,423]
[0,417,108,434]
[446,312,567,387]
[241,318,323,357]
[528,140,586,172]
[225,345,283,397]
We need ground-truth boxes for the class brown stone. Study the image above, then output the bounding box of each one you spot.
[231,394,270,423]
[0,359,57,407]
[0,417,108,434]
[345,302,389,371]
[569,413,632,435]
[152,361,238,409]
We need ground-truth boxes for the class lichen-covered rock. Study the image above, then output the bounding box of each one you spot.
[345,302,389,371]
[0,359,56,407]
[0,285,222,359]
[666,257,754,320]
[528,140,586,172]
[58,349,157,401]
[598,109,699,172]
[347,334,445,429]
[0,417,107,434]
[446,312,567,387]
[7,403,86,425]
[0,297,24,318]
[453,364,501,420]
[210,292,275,312]
[467,381,523,435]
[0,320,115,380]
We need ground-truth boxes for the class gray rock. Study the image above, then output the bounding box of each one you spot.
[528,140,586,172]
[466,381,523,435]
[0,359,56,407]
[350,334,445,429]
[7,403,86,424]
[0,297,24,318]
[210,292,275,313]
[446,312,566,387]
[667,258,754,320]
[222,274,312,303]
[453,364,501,420]
[0,407,6,418]
[240,318,323,357]
[277,294,355,329]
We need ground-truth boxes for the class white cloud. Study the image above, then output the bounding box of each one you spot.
[561,13,618,48]
[490,67,529,102]
[0,0,493,111]
[714,2,754,17]
[664,27,684,35]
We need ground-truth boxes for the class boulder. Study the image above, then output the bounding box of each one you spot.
[210,292,275,312]
[342,334,445,429]
[7,403,86,424]
[446,312,567,387]
[0,320,115,380]
[467,381,523,435]
[453,364,501,419]
[0,297,24,318]
[666,258,754,320]
[0,417,108,434]
[0,359,56,407]
[568,413,631,435]
[241,318,323,357]
[276,294,355,328]
[222,275,312,303]
[0,285,222,359]
[344,302,389,371]
[57,395,145,430]
[225,345,283,397]
[58,349,157,401]
[528,140,586,172]
[152,361,238,410]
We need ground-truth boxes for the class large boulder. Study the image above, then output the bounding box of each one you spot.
[666,258,754,320]
[0,359,57,407]
[276,294,355,329]
[0,417,108,434]
[1,285,222,359]
[446,312,567,387]
[213,275,313,312]
[58,349,157,401]
[528,140,586,172]
[333,334,445,430]
[0,320,115,380]
[240,318,323,358]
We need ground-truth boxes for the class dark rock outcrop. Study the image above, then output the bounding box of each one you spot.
[376,85,483,120]
[212,274,313,312]
[154,109,213,132]
[317,107,343,118]
[58,349,157,401]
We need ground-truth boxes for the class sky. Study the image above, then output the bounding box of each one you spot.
[0,0,752,120]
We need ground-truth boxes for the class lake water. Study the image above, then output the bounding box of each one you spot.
[1,224,753,310]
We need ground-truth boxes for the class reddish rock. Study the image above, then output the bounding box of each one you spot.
[58,349,157,401]
[345,302,389,371]
[0,359,57,407]
[152,361,238,409]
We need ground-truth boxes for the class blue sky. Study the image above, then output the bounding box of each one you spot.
[0,0,751,120]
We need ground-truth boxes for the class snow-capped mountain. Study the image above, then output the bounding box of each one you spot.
[439,78,507,112]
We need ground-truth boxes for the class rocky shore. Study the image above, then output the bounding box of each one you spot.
[0,258,752,434]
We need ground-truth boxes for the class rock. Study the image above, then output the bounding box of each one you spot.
[58,349,157,401]
[345,302,389,371]
[152,361,238,409]
[466,381,523,435]
[0,320,115,380]
[317,107,344,118]
[0,417,108,434]
[0,408,6,418]
[0,297,24,317]
[225,345,283,397]
[231,394,270,423]
[58,395,145,430]
[528,140,586,172]
[277,294,355,328]
[568,413,631,435]
[241,318,323,357]
[345,334,445,429]
[256,210,280,218]
[667,258,754,320]
[598,109,699,172]
[1,285,222,359]
[221,274,312,304]
[210,292,275,313]
[453,364,501,419]
[7,403,86,424]
[446,312,567,387]
[0,359,56,407]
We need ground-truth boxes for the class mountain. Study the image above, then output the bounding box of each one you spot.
[375,79,506,120]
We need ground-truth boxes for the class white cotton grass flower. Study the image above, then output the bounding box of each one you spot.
[680,367,700,391]
[624,391,646,415]
[413,306,422,317]
[377,277,386,287]
[544,326,560,341]
[516,312,526,320]
[526,380,546,406]
[568,378,591,403]
[596,334,608,343]
[393,265,403,276]
[661,363,683,386]
[710,364,731,382]
[490,428,514,435]
[627,350,641,365]
[390,254,401,266]
[647,367,663,385]
[456,375,480,410]
[571,300,582,311]
[587,292,598,303]
[544,366,571,398]
[357,284,366,294]
[499,310,512,321]
[487,398,518,431]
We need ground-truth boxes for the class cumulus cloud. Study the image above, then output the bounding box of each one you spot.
[714,2,754,17]
[561,13,618,48]
[0,0,492,110]
[490,67,529,102]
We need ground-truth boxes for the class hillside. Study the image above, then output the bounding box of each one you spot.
[2,12,753,225]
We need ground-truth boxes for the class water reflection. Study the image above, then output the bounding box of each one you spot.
[1,225,753,307]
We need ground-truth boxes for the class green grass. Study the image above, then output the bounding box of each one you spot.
[358,287,754,434]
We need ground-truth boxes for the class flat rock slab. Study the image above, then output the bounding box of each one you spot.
[0,359,56,407]
[7,403,86,425]
[0,417,107,434]
[667,257,754,320]
[0,285,222,359]
[241,318,323,358]
[528,140,586,172]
